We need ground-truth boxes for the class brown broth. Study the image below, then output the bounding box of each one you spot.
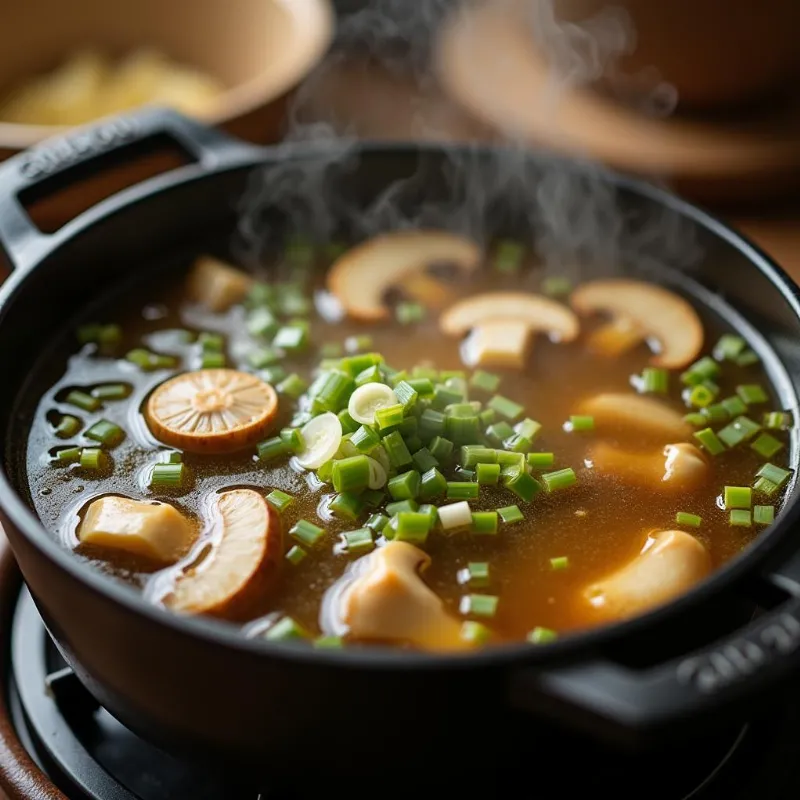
[22,248,792,647]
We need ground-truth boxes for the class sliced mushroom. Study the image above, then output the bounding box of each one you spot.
[327,231,481,321]
[571,279,703,368]
[336,541,468,651]
[440,292,579,369]
[146,369,278,454]
[78,495,196,563]
[187,256,253,312]
[583,530,712,622]
[576,392,691,445]
[166,489,281,618]
[590,442,710,492]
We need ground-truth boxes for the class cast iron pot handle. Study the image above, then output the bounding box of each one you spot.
[0,107,262,272]
[511,547,800,741]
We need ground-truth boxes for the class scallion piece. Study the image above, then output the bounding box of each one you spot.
[320,342,344,359]
[729,509,752,527]
[458,562,490,588]
[419,467,447,500]
[248,347,280,369]
[290,519,325,547]
[375,404,405,431]
[445,414,481,445]
[310,371,355,414]
[460,446,497,467]
[460,621,492,646]
[487,395,524,421]
[724,486,752,509]
[718,416,761,447]
[541,468,577,492]
[201,352,226,369]
[486,421,515,446]
[503,469,541,502]
[721,396,748,417]
[431,386,463,412]
[79,447,105,470]
[542,276,572,297]
[65,390,100,412]
[198,331,225,352]
[756,462,791,488]
[396,302,425,325]
[266,489,294,513]
[446,481,479,501]
[276,374,307,399]
[85,419,125,447]
[737,384,768,405]
[527,452,555,469]
[314,634,344,648]
[751,433,784,459]
[336,410,359,435]
[366,513,390,532]
[527,627,558,644]
[714,334,746,361]
[686,356,721,381]
[273,325,309,353]
[392,381,419,412]
[498,505,524,524]
[381,431,413,469]
[470,370,501,393]
[736,349,759,367]
[339,352,384,377]
[428,436,454,463]
[407,378,435,396]
[341,528,375,554]
[689,384,715,408]
[91,383,131,401]
[764,411,793,430]
[460,594,499,618]
[550,556,569,570]
[693,427,725,456]
[55,446,81,464]
[471,511,498,535]
[640,367,668,394]
[394,512,432,544]
[567,415,594,432]
[262,365,287,385]
[385,499,419,516]
[387,470,421,501]
[362,489,385,508]
[332,456,371,494]
[476,462,501,485]
[265,617,309,641]
[350,425,381,454]
[493,239,523,272]
[55,415,81,438]
[418,409,446,441]
[754,505,775,525]
[515,418,542,441]
[701,403,729,424]
[150,463,185,487]
[285,545,307,566]
[345,335,374,354]
[438,501,472,530]
[163,449,184,463]
[412,447,439,472]
[675,512,701,528]
[330,492,365,521]
[684,412,707,426]
[257,437,288,462]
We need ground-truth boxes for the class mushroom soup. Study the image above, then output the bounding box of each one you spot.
[23,231,793,650]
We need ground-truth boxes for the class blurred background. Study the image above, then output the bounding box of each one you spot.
[1,0,799,271]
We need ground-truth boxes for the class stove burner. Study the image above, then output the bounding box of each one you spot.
[10,589,800,799]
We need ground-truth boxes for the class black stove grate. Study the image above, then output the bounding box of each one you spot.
[9,587,800,800]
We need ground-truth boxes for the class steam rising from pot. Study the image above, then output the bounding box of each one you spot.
[235,0,700,284]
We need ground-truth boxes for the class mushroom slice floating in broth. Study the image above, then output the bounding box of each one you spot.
[327,230,481,321]
[571,279,703,369]
[186,255,253,312]
[440,292,579,369]
[166,489,281,618]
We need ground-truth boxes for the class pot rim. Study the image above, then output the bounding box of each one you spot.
[2,139,800,671]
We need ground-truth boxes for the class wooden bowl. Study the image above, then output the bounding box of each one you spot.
[0,0,334,154]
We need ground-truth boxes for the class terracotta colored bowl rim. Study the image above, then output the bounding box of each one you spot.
[0,0,335,150]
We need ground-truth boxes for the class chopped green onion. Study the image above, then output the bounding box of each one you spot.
[91,383,131,401]
[503,469,541,502]
[701,403,729,424]
[756,462,791,489]
[718,416,761,447]
[550,556,569,570]
[460,446,497,467]
[693,427,725,456]
[514,418,542,441]
[265,617,309,641]
[394,512,432,544]
[689,384,715,408]
[277,374,308,399]
[419,467,447,500]
[680,370,704,387]
[257,437,288,462]
[78,323,121,347]
[201,352,226,369]
[721,396,748,417]
[350,425,381,454]
[362,489,385,508]
[498,505,524,524]
[329,492,365,521]
[387,470,421,501]
[438,501,472,530]
[285,545,307,566]
[366,513,390,532]
[311,371,355,414]
[479,408,496,427]
[396,302,425,325]
[79,447,105,470]
[736,349,759,367]
[54,446,81,464]
[341,528,375,554]
[273,325,309,353]
[345,335,374,353]
[85,420,124,447]
[640,367,668,394]
[65,390,100,412]
[470,370,501,393]
[527,627,558,644]
[477,462,501,485]
[460,594,499,618]
[382,431,413,469]
[248,347,280,369]
[459,562,490,588]
[675,512,701,528]
[262,365,287,385]
[385,499,419,516]
[198,331,225,352]
[541,468,577,492]
[493,240,523,272]
[150,463,185,487]
[393,381,418,412]
[162,450,183,464]
[266,489,294,513]
[320,342,343,358]
[567,415,594,432]
[686,356,721,381]
[337,410,359,435]
[460,621,492,646]
[527,452,555,469]
[714,334,746,361]
[314,635,344,648]
[737,384,768,405]
[729,510,752,527]
[332,456,371,494]
[764,411,793,430]
[487,395,524,421]
[278,428,303,453]
[431,386,463,412]
[418,409,446,441]
[375,404,405,431]
[751,433,784,459]
[447,481,479,500]
[55,415,81,438]
[471,511,498,535]
[684,412,707,426]
[486,421,515,446]
[445,415,481,445]
[290,519,325,547]
[339,353,384,377]
[541,276,572,297]
[454,466,477,482]
[724,486,752,509]
[418,504,439,527]
[407,378,435,396]
[412,447,439,472]
[428,436,454,463]
[754,505,775,525]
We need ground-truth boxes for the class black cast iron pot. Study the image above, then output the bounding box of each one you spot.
[2,109,800,783]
